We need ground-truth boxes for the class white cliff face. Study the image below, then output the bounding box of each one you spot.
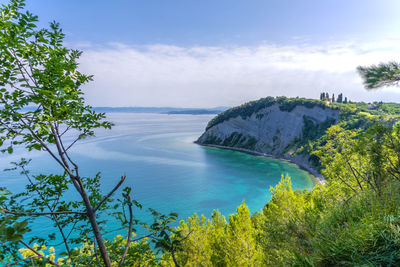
[197,104,340,156]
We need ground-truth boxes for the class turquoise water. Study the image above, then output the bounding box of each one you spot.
[1,113,314,241]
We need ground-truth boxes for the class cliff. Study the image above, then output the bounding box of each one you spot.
[196,97,341,172]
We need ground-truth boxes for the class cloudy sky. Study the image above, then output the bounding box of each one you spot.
[12,0,400,107]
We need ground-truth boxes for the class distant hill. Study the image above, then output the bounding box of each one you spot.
[94,107,229,114]
[165,108,225,115]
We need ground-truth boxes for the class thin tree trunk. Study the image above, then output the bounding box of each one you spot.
[80,184,112,267]
[49,123,112,266]
[171,250,181,267]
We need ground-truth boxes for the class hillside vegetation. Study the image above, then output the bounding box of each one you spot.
[205,96,330,130]
[25,121,400,266]
[2,0,400,265]
[198,96,400,170]
[158,119,400,266]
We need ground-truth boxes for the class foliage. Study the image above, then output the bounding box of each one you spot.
[0,1,181,266]
[358,62,400,89]
[266,123,400,266]
[163,123,400,266]
[163,203,263,267]
[292,116,336,155]
[201,132,259,150]
[145,60,400,265]
[205,96,330,131]
[2,0,400,265]
[292,100,400,169]
[203,95,400,171]
[18,235,158,266]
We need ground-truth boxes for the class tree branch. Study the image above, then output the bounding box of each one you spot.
[64,136,80,153]
[20,165,74,255]
[346,161,364,191]
[94,175,126,212]
[59,125,72,137]
[4,256,35,267]
[1,207,85,216]
[171,250,181,267]
[7,48,33,89]
[334,174,357,193]
[118,195,134,267]
[93,237,101,266]
[55,124,79,177]
[10,84,34,95]
[49,124,74,175]
[19,118,69,175]
[8,47,38,93]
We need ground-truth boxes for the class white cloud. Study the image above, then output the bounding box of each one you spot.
[77,40,400,108]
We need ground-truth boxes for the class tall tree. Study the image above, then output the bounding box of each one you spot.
[0,1,179,266]
[0,1,119,265]
[337,93,343,103]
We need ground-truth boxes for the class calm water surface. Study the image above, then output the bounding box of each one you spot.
[1,113,314,240]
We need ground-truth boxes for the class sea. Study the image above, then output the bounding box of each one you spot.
[0,113,315,245]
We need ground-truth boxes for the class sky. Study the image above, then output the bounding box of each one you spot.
[4,0,400,107]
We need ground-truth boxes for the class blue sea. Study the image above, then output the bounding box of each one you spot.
[1,113,314,243]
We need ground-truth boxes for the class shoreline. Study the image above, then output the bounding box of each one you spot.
[195,142,325,184]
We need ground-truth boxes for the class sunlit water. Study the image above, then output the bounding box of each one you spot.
[0,113,315,245]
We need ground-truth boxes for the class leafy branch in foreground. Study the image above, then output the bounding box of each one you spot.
[357,62,400,89]
[0,0,182,266]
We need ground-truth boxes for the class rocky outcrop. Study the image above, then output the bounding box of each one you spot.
[196,100,340,170]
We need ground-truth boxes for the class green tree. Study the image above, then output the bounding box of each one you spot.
[258,175,309,264]
[0,1,179,266]
[169,204,262,267]
[314,123,400,198]
[172,213,214,266]
[292,123,400,266]
[337,93,343,103]
[224,202,263,266]
[0,0,127,265]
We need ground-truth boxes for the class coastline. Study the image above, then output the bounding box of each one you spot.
[195,142,325,184]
